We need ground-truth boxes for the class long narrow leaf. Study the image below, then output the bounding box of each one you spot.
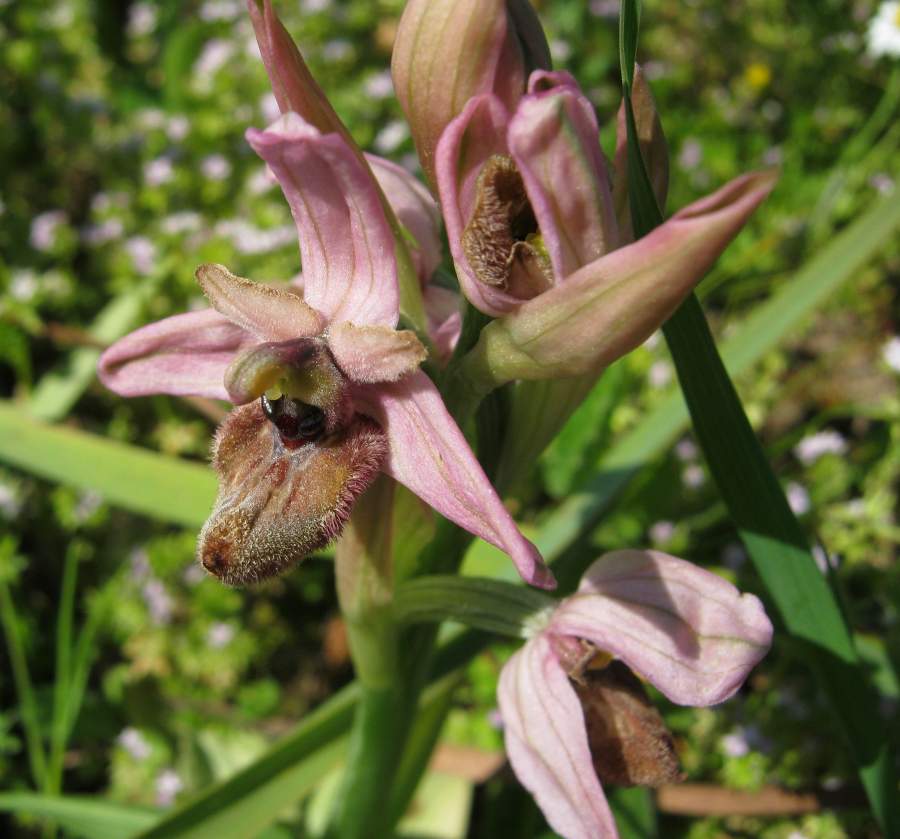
[0,403,216,527]
[617,1,899,832]
[28,280,161,423]
[0,793,155,839]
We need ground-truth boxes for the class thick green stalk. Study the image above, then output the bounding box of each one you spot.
[330,477,401,839]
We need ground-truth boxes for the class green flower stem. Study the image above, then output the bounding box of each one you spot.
[394,575,555,638]
[330,476,402,838]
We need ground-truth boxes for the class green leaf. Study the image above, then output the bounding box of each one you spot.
[28,280,160,423]
[136,685,357,839]
[0,403,216,527]
[0,793,156,839]
[616,5,900,832]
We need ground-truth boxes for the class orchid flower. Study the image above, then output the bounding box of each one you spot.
[498,549,773,839]
[433,69,775,380]
[98,111,553,591]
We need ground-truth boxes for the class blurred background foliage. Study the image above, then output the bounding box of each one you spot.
[0,0,898,836]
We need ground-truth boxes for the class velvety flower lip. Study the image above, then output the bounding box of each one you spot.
[498,550,773,839]
[98,111,554,591]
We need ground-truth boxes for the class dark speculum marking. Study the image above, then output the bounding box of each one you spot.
[461,154,552,299]
[261,394,325,446]
[197,401,386,586]
[571,659,683,788]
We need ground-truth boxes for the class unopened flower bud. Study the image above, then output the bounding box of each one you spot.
[392,0,550,187]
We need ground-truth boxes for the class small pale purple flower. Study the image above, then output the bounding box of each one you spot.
[207,621,236,648]
[155,769,184,807]
[117,727,151,761]
[786,481,811,515]
[794,430,848,465]
[30,210,67,251]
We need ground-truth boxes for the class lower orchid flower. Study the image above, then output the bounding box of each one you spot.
[98,111,553,591]
[498,549,773,839]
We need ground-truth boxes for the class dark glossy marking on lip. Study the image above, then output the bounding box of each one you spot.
[261,394,326,444]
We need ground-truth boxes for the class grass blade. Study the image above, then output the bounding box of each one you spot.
[0,793,155,839]
[28,280,160,423]
[0,403,216,527]
[0,556,47,788]
[616,1,899,831]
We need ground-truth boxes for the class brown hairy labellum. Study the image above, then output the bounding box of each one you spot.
[571,659,684,788]
[198,401,386,585]
[462,154,552,300]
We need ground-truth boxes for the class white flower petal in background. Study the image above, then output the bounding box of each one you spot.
[867,1,900,58]
[117,727,151,761]
[785,481,811,515]
[648,520,675,545]
[201,153,232,181]
[125,236,157,276]
[155,769,184,807]
[794,429,848,465]
[883,335,900,372]
[30,210,67,251]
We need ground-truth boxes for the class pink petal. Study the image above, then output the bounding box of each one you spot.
[478,170,777,381]
[248,0,349,138]
[435,94,524,316]
[365,153,443,284]
[328,321,427,383]
[509,76,618,279]
[98,309,254,401]
[551,550,773,706]
[247,113,400,328]
[613,65,669,243]
[498,634,619,839]
[424,285,462,361]
[391,0,528,187]
[196,263,323,341]
[353,370,555,589]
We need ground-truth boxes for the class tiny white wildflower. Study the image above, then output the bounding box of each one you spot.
[785,481,811,515]
[867,1,900,58]
[648,360,672,388]
[677,138,703,171]
[161,211,203,236]
[883,336,900,372]
[373,120,410,154]
[207,622,236,648]
[794,430,847,465]
[167,115,190,142]
[30,210,67,251]
[10,270,39,302]
[682,464,705,489]
[117,727,151,760]
[201,154,232,181]
[83,218,124,246]
[363,70,394,100]
[155,769,184,807]
[144,156,175,186]
[322,39,352,62]
[649,520,675,545]
[127,2,157,38]
[125,236,157,276]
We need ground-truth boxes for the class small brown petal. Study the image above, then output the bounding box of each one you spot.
[198,402,386,585]
[571,660,684,788]
[462,154,551,298]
